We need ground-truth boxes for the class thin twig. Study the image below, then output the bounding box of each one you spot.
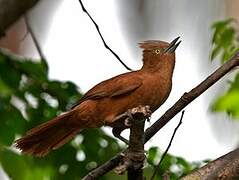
[150,110,184,180]
[24,15,45,60]
[82,51,239,179]
[77,0,132,71]
[24,15,48,70]
[20,29,29,42]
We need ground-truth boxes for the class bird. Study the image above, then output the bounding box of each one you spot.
[15,37,181,157]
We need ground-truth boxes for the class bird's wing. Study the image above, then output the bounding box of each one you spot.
[72,73,143,108]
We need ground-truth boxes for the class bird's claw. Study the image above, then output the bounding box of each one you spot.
[124,105,152,126]
[124,117,133,127]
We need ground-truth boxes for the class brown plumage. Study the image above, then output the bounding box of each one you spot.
[15,37,181,157]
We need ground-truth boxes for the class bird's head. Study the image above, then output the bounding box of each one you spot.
[139,37,181,70]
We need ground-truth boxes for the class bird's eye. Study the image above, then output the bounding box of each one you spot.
[154,49,161,55]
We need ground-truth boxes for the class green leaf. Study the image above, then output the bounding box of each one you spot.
[210,19,239,120]
[176,157,193,173]
[230,73,239,90]
[147,147,159,165]
[16,60,48,81]
[0,149,29,180]
[212,90,239,118]
[210,45,221,61]
[220,28,235,50]
[7,106,26,134]
[0,58,21,89]
[210,18,239,63]
[0,149,55,180]
[0,105,26,145]
[0,78,13,98]
[211,18,234,44]
[0,123,15,146]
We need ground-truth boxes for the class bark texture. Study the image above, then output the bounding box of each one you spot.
[182,148,239,180]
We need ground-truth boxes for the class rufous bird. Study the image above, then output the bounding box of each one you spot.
[15,37,181,157]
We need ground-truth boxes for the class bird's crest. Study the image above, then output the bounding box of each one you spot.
[138,40,169,51]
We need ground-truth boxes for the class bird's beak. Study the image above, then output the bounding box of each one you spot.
[164,37,181,53]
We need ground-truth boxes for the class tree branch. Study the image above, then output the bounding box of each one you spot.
[24,15,45,60]
[128,117,145,180]
[0,0,40,38]
[24,15,48,71]
[150,110,184,180]
[114,117,145,180]
[182,148,239,179]
[126,110,146,180]
[82,155,123,180]
[144,52,239,141]
[77,0,132,71]
[83,51,239,178]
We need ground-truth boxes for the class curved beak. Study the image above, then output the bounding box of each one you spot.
[164,37,181,53]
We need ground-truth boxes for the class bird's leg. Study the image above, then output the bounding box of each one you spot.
[111,105,151,144]
[111,112,130,144]
[124,105,152,126]
[112,127,129,145]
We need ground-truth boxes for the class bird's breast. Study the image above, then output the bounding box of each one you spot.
[141,73,172,112]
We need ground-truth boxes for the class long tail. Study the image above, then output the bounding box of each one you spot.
[15,111,80,157]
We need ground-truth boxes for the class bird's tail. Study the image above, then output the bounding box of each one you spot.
[15,111,80,157]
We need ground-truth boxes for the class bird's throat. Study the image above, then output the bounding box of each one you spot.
[142,55,175,76]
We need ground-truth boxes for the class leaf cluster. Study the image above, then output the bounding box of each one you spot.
[210,19,239,119]
[0,50,121,179]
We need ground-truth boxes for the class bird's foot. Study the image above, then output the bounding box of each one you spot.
[112,105,151,144]
[124,105,151,126]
